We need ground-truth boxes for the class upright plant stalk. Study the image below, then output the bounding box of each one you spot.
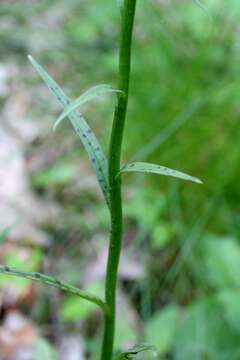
[1,3,202,360]
[101,1,137,359]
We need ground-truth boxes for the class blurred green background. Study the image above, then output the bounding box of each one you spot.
[1,0,240,359]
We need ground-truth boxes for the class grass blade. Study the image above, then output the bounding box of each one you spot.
[28,55,110,206]
[54,84,122,131]
[118,162,202,184]
[0,265,108,313]
[132,92,209,161]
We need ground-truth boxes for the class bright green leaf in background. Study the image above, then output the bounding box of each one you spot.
[124,188,174,249]
[0,249,42,289]
[114,318,138,354]
[125,189,166,231]
[35,338,58,360]
[197,235,240,288]
[32,161,76,187]
[60,281,104,321]
[146,305,180,356]
[174,297,240,360]
[216,290,240,334]
[152,223,173,249]
[60,295,97,321]
[171,235,240,359]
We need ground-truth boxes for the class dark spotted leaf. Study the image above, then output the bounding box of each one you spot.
[116,343,157,359]
[28,55,110,206]
[54,84,121,131]
[118,162,202,184]
[0,264,107,313]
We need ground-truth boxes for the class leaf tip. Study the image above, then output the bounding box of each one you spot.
[53,113,65,132]
[52,121,58,132]
[28,55,37,68]
[195,178,203,184]
[27,54,33,62]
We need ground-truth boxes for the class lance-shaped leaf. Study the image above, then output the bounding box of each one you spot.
[0,265,108,313]
[118,162,202,184]
[116,343,157,359]
[28,55,110,206]
[54,84,122,131]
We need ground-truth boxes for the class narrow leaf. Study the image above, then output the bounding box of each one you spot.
[116,343,157,359]
[118,162,202,184]
[54,84,122,131]
[0,264,107,313]
[28,55,110,206]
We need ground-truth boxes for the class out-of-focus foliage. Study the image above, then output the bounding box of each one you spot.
[35,338,58,360]
[1,0,240,358]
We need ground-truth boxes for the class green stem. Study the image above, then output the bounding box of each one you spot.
[100,1,137,359]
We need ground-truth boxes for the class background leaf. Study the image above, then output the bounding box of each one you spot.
[146,305,180,356]
[35,338,58,360]
[60,281,104,321]
[0,249,42,290]
[196,235,240,288]
[174,297,240,360]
